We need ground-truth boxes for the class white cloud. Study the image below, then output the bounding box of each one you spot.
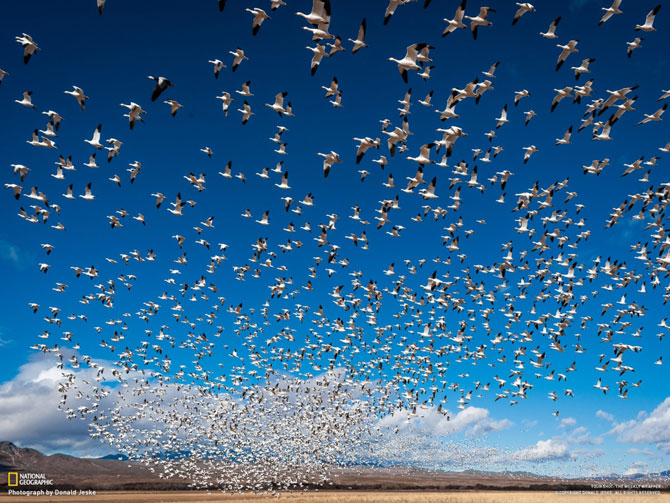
[560,417,576,428]
[0,239,30,270]
[623,461,648,476]
[0,354,114,457]
[596,410,614,422]
[627,447,655,456]
[609,397,670,446]
[513,439,572,462]
[379,405,511,437]
[566,426,603,446]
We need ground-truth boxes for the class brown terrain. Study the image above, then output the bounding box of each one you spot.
[1,441,668,501]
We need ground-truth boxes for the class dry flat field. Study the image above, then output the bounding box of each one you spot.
[0,491,669,503]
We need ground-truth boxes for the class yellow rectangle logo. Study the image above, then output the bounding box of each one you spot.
[8,472,18,486]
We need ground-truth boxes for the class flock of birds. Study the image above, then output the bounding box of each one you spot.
[3,0,670,491]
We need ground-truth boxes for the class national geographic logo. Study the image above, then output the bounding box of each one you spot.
[6,472,54,486]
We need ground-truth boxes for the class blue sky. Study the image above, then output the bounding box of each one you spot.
[1,0,669,478]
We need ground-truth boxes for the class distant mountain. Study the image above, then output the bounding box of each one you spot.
[0,441,189,491]
[0,441,668,492]
[96,454,129,461]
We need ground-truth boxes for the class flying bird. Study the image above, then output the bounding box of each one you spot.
[540,16,561,38]
[636,5,661,31]
[349,18,368,53]
[15,33,39,64]
[465,6,495,40]
[512,3,535,25]
[246,7,270,35]
[64,86,89,110]
[599,0,622,25]
[442,0,467,37]
[148,76,174,102]
[389,43,428,83]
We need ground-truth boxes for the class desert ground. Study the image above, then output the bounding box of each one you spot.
[1,491,669,503]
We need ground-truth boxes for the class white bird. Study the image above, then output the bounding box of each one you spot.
[327,36,344,56]
[296,0,331,26]
[148,75,174,102]
[42,110,63,130]
[256,210,270,225]
[246,7,270,36]
[306,44,327,76]
[80,182,95,201]
[636,5,661,31]
[419,90,433,107]
[495,104,509,129]
[638,103,667,125]
[83,154,98,168]
[15,91,35,108]
[407,143,435,166]
[556,40,579,71]
[229,48,248,72]
[442,0,467,37]
[219,161,234,179]
[51,166,66,180]
[216,92,234,116]
[64,86,89,110]
[571,58,595,80]
[349,18,367,53]
[384,0,408,25]
[265,92,288,116]
[237,80,254,97]
[120,102,146,129]
[482,61,500,78]
[551,87,573,112]
[354,137,380,164]
[540,16,561,38]
[418,65,435,81]
[389,43,429,83]
[322,76,340,98]
[164,99,183,117]
[555,126,573,145]
[593,118,614,141]
[512,3,535,26]
[318,151,342,177]
[523,145,538,164]
[465,6,495,40]
[39,122,57,137]
[275,172,291,190]
[0,68,7,86]
[599,0,622,25]
[167,193,185,216]
[208,59,226,79]
[84,124,103,149]
[627,37,644,58]
[15,33,39,64]
[419,177,438,200]
[11,164,30,182]
[238,100,254,124]
[5,184,22,200]
[514,89,530,106]
[303,23,335,41]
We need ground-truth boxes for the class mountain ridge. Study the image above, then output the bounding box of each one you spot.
[1,441,668,492]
